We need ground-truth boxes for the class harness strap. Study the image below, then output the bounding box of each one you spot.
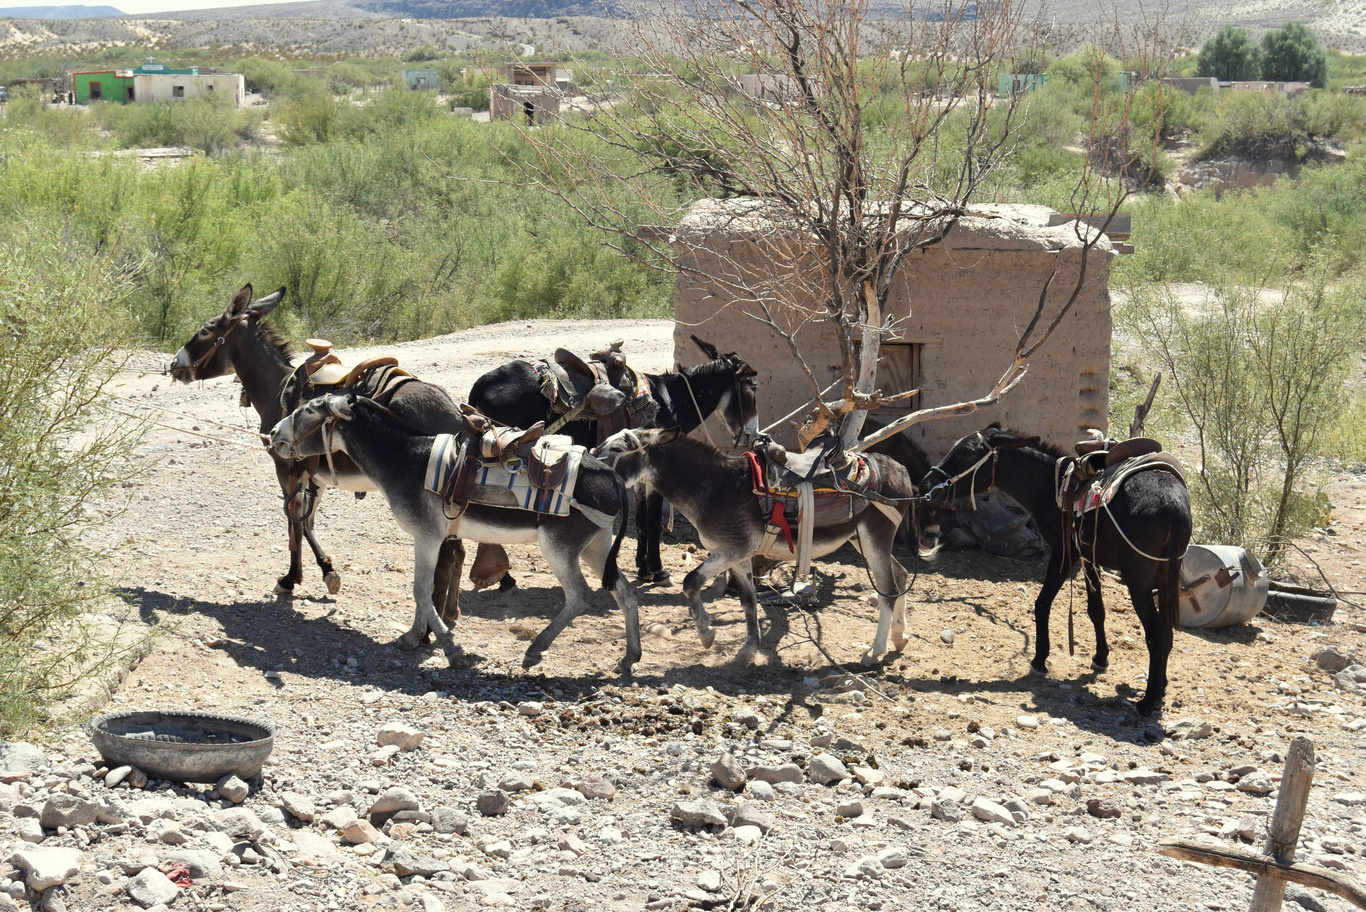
[191,310,252,370]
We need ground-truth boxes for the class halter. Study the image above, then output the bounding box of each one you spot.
[189,309,252,371]
[280,398,345,487]
[596,428,649,470]
[925,432,997,511]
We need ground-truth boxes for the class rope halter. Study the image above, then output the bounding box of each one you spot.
[925,432,998,511]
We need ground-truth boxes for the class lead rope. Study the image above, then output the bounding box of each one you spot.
[678,371,717,449]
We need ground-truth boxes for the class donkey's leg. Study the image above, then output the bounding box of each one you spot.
[274,472,311,595]
[861,537,910,666]
[432,537,466,628]
[1083,562,1110,672]
[730,562,764,665]
[634,487,670,584]
[524,524,601,670]
[297,481,341,594]
[578,525,642,676]
[399,532,460,663]
[682,550,747,650]
[1030,548,1071,677]
[1127,578,1172,717]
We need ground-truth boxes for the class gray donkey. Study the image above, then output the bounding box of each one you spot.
[269,393,643,674]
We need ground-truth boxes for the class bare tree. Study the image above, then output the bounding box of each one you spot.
[498,0,1182,451]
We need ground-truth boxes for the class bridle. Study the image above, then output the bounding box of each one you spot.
[189,309,252,371]
[278,398,346,487]
[595,428,649,470]
[925,432,998,511]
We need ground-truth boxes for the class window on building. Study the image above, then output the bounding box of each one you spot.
[89,82,102,100]
[173,85,185,98]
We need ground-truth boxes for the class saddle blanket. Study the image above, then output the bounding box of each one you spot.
[750,451,879,557]
[425,433,584,518]
[1066,451,1186,517]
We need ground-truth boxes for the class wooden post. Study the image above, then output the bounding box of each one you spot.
[1157,737,1366,911]
[1250,737,1315,912]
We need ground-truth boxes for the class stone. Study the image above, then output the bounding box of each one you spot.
[370,745,401,765]
[572,774,617,800]
[711,753,748,791]
[215,775,249,804]
[844,856,884,879]
[1314,646,1356,674]
[1333,792,1366,807]
[430,807,469,835]
[733,824,762,844]
[878,847,911,868]
[732,802,776,834]
[1086,798,1122,819]
[517,701,543,717]
[1064,826,1094,844]
[837,799,865,819]
[807,754,850,785]
[17,818,44,843]
[558,832,589,856]
[40,794,99,830]
[1285,883,1327,912]
[1016,715,1040,730]
[376,723,426,751]
[370,786,421,819]
[321,806,358,829]
[731,708,764,729]
[940,628,955,645]
[477,790,510,816]
[341,819,384,844]
[970,798,1014,826]
[208,808,267,842]
[103,766,134,789]
[851,765,886,787]
[292,830,342,859]
[126,767,148,789]
[9,846,82,891]
[931,798,962,822]
[164,849,222,880]
[1237,777,1276,795]
[384,848,450,877]
[127,868,180,908]
[697,869,723,893]
[747,780,775,801]
[0,743,46,773]
[1167,719,1213,740]
[747,763,803,784]
[279,791,316,822]
[671,799,727,828]
[498,772,534,792]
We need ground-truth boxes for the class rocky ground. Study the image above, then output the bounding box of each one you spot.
[2,317,1365,912]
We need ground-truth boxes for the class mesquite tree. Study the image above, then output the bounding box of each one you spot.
[500,0,1177,449]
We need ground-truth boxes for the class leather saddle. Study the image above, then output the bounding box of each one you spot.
[757,433,850,493]
[1073,434,1163,483]
[590,340,657,430]
[536,348,628,419]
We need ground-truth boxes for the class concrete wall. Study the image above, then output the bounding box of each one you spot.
[132,73,245,107]
[670,201,1115,459]
[490,84,560,123]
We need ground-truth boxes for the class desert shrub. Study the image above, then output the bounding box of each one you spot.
[1192,88,1346,161]
[0,227,147,736]
[1196,25,1263,81]
[1262,159,1366,271]
[276,84,342,145]
[1260,22,1328,88]
[111,101,179,148]
[1120,261,1365,561]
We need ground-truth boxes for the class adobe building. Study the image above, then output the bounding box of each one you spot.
[73,61,244,107]
[668,199,1115,457]
[489,62,573,123]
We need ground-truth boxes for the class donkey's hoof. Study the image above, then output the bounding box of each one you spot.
[1027,662,1047,678]
[498,574,517,593]
[892,635,910,653]
[614,658,636,676]
[860,649,886,667]
[397,632,424,652]
[737,644,760,666]
[443,646,464,667]
[522,650,544,670]
[1091,657,1109,673]
[697,628,716,650]
[1132,695,1163,717]
[323,571,342,595]
[273,582,295,598]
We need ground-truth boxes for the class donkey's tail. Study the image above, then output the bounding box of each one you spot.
[601,515,627,592]
[1158,518,1191,631]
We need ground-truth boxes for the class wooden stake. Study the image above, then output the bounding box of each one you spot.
[1157,737,1366,911]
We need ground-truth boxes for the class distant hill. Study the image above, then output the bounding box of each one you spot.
[0,3,122,15]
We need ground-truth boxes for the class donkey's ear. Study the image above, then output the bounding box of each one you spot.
[248,287,287,319]
[690,335,720,361]
[227,284,254,318]
[652,426,684,446]
[988,429,1039,450]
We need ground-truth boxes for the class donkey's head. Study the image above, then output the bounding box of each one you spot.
[169,284,286,383]
[690,335,760,446]
[269,393,353,462]
[917,424,1039,556]
[592,426,682,485]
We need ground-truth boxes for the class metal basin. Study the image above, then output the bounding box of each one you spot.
[89,710,275,784]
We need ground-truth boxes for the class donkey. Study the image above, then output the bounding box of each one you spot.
[593,428,915,665]
[469,336,760,584]
[167,284,495,620]
[920,424,1192,716]
[269,393,643,673]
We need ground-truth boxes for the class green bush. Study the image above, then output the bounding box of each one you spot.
[0,227,147,736]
